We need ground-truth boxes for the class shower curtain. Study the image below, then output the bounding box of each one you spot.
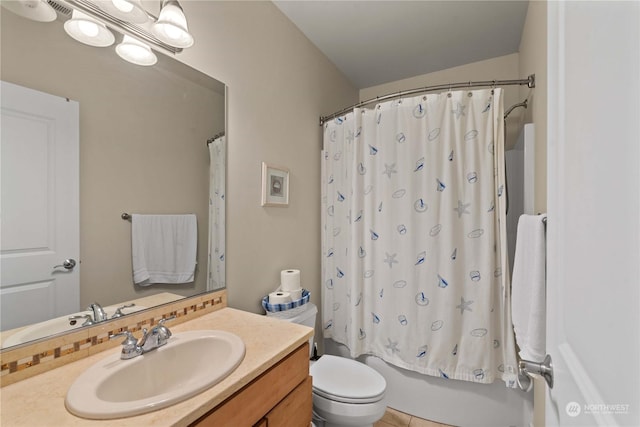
[207,135,225,290]
[321,88,517,387]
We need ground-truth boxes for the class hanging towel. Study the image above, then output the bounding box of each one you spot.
[511,214,547,362]
[131,214,197,285]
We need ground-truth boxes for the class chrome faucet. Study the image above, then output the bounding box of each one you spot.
[110,316,176,360]
[87,302,108,322]
[68,302,108,326]
[138,317,175,353]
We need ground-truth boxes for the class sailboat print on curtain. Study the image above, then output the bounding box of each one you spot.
[321,88,517,387]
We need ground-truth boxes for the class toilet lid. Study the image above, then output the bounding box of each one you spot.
[310,355,386,404]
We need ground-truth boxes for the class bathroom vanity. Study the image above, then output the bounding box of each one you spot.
[193,343,312,426]
[0,307,313,426]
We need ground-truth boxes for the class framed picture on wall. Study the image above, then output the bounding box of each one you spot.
[261,162,289,207]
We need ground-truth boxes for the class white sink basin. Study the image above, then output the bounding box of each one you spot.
[2,305,147,348]
[65,330,245,419]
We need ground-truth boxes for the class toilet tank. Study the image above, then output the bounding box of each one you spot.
[266,303,317,356]
[283,302,317,327]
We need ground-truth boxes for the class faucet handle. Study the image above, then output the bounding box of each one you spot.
[109,330,137,344]
[158,315,176,325]
[152,316,176,347]
[156,316,176,335]
[69,314,93,326]
[109,331,142,360]
[111,303,136,319]
[136,317,177,353]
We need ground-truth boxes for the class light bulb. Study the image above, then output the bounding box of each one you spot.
[97,0,148,24]
[112,0,134,13]
[152,0,193,48]
[77,20,99,38]
[64,10,115,47]
[162,24,182,41]
[1,0,57,22]
[116,35,157,66]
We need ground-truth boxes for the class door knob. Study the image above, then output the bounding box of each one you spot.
[53,259,76,270]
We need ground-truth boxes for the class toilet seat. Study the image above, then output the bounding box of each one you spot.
[310,355,386,404]
[313,388,384,405]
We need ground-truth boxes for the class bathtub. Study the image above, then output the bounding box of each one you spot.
[324,339,533,427]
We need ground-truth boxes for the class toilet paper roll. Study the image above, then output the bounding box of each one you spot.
[289,288,303,301]
[281,269,301,291]
[269,291,292,304]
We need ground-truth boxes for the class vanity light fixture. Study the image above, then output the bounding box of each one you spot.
[1,0,57,22]
[4,0,195,67]
[116,34,157,66]
[64,9,115,47]
[152,0,194,48]
[97,0,148,24]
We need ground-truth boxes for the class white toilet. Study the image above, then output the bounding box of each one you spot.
[273,303,387,427]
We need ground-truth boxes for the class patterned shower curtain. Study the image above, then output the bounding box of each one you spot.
[321,88,517,387]
[207,135,225,290]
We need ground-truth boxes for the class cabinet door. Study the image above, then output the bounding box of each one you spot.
[192,343,309,426]
[265,376,312,427]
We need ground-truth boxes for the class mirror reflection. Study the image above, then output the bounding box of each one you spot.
[0,8,226,349]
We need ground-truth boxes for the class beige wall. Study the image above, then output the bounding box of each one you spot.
[518,0,547,213]
[174,2,358,314]
[1,10,225,308]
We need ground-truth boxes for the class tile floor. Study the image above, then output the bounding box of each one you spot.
[374,407,454,427]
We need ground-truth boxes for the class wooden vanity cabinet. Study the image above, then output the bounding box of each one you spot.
[192,343,312,427]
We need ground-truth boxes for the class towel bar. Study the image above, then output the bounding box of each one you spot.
[121,212,195,221]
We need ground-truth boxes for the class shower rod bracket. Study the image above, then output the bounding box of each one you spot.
[519,354,554,389]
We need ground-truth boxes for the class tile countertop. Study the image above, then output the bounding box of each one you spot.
[0,308,313,427]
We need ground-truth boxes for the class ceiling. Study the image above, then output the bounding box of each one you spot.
[273,1,530,89]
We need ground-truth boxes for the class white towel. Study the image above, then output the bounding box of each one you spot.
[131,214,197,285]
[511,214,546,362]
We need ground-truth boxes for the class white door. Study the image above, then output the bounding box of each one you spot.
[1,81,80,331]
[546,2,639,426]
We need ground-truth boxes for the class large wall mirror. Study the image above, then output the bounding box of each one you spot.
[0,7,226,349]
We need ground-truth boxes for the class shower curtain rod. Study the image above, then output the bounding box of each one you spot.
[319,74,535,126]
